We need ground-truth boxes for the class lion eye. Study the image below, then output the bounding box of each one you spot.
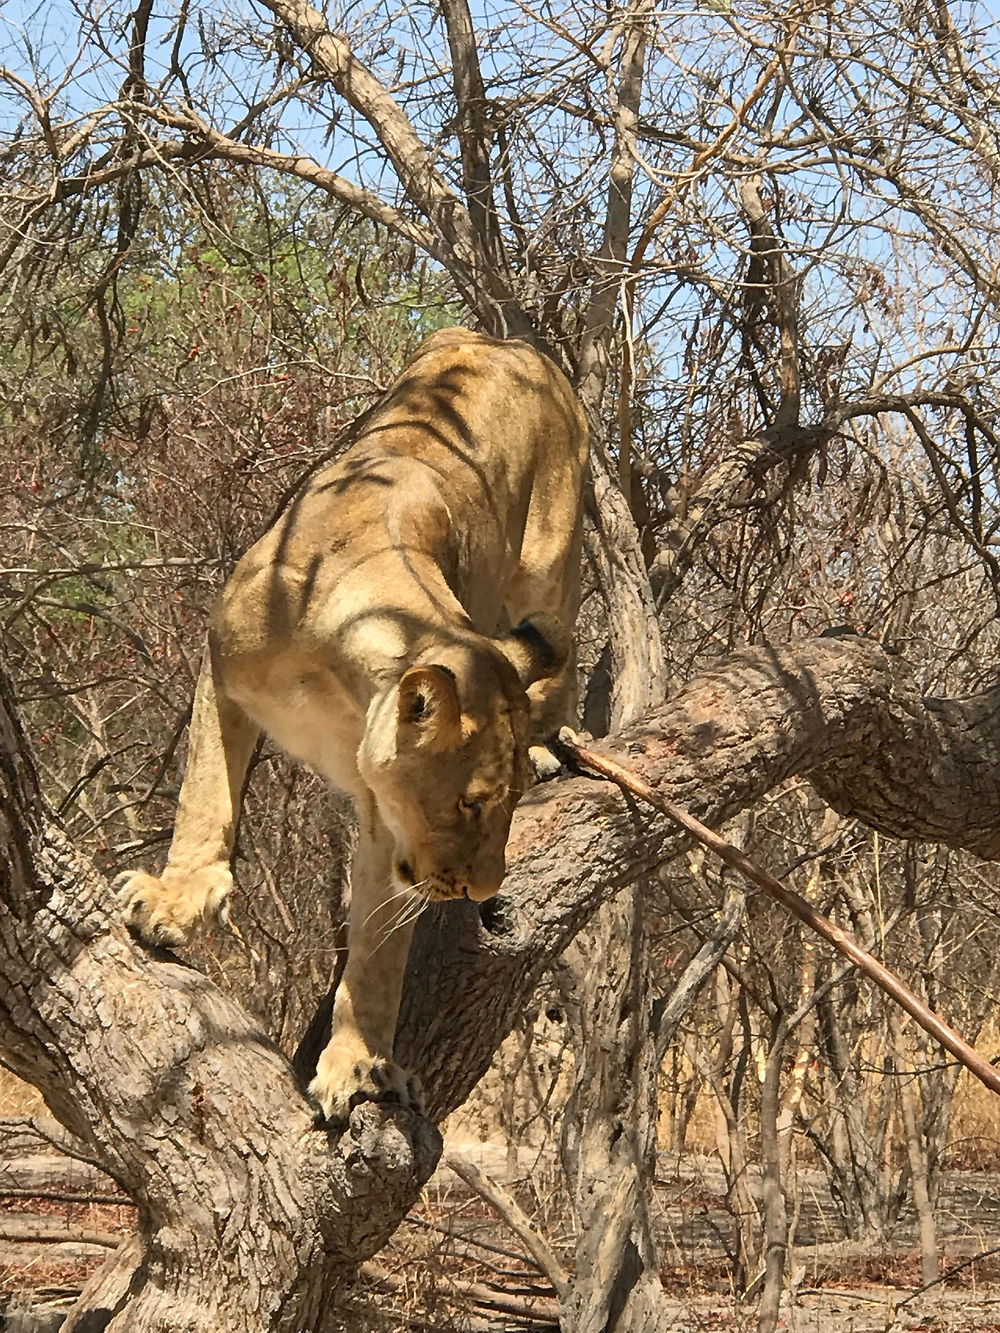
[459,797,483,817]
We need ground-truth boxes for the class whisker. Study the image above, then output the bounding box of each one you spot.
[371,891,430,954]
[361,885,416,929]
[377,892,420,936]
[377,878,431,936]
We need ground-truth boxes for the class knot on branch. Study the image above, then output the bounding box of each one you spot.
[317,1103,442,1265]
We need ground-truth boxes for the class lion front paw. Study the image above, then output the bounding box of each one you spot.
[308,1047,424,1130]
[530,727,593,781]
[115,865,233,949]
[528,742,564,781]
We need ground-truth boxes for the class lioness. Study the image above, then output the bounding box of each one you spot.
[117,328,588,1124]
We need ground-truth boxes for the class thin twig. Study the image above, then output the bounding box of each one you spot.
[891,1242,1000,1317]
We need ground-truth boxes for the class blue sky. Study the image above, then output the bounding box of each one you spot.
[4,0,999,410]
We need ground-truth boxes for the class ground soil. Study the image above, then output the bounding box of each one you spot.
[2,1121,1000,1331]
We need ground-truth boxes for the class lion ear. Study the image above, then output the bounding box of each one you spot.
[500,613,571,688]
[397,664,463,750]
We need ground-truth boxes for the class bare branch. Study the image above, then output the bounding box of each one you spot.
[438,0,500,263]
[444,1155,570,1300]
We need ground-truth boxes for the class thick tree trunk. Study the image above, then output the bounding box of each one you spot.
[557,887,670,1333]
[892,1014,939,1289]
[0,674,441,1333]
[2,632,999,1327]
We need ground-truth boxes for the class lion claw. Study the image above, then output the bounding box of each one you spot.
[308,1054,424,1130]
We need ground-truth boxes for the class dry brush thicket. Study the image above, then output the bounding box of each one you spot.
[2,0,1000,1327]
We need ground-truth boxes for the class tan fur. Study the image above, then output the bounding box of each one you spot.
[117,328,588,1124]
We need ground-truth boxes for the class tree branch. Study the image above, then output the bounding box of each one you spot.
[739,174,801,430]
[444,1155,569,1301]
[135,104,446,261]
[395,632,1000,1122]
[256,0,531,336]
[438,0,500,266]
[3,631,999,1325]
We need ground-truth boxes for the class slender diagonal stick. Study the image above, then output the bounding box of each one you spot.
[556,732,1000,1098]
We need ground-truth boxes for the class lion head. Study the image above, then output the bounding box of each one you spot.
[358,615,568,902]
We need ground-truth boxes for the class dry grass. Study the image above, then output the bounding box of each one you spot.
[943,1020,1000,1169]
[653,1018,1000,1168]
[0,1069,44,1120]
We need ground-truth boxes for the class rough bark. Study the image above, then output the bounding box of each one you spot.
[566,18,668,1297]
[2,631,1000,1327]
[582,464,666,733]
[556,884,671,1333]
[757,1022,791,1333]
[0,669,441,1333]
[892,1014,939,1289]
[572,0,665,732]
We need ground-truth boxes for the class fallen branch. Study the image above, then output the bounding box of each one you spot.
[406,1212,545,1266]
[454,1277,558,1324]
[0,1217,122,1248]
[556,731,1000,1099]
[0,1189,129,1206]
[363,1261,560,1325]
[443,1155,570,1301]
